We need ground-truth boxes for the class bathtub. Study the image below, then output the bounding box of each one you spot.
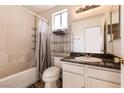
[0,67,38,88]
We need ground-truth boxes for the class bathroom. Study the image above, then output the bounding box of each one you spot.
[0,3,124,89]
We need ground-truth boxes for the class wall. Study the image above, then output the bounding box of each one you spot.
[121,5,124,88]
[121,6,124,56]
[0,6,35,79]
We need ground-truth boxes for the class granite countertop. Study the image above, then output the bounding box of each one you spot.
[61,56,120,70]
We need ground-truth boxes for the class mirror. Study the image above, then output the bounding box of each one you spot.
[71,7,105,53]
[71,5,120,55]
[105,5,121,56]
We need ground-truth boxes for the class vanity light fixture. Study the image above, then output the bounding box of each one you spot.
[75,5,100,14]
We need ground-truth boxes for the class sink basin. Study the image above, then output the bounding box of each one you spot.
[75,56,102,62]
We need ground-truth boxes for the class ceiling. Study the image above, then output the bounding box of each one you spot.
[23,5,56,14]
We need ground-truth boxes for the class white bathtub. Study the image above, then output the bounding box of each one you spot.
[0,67,38,88]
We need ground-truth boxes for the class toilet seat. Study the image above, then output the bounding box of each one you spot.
[43,66,61,78]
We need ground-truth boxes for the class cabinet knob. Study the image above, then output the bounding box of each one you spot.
[120,57,124,64]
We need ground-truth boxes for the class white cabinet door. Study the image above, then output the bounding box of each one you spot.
[63,71,85,88]
[88,78,120,88]
[88,67,120,84]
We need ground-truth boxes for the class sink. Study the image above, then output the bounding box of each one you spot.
[75,56,102,62]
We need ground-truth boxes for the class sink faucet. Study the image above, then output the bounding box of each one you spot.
[84,53,92,57]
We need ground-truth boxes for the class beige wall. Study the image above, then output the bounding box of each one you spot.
[121,6,124,57]
[121,5,124,87]
[0,6,35,78]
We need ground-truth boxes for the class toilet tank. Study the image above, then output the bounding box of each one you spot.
[53,57,63,67]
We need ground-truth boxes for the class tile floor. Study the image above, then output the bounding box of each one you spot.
[27,78,62,88]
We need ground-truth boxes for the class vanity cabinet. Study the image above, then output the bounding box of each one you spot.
[62,62,120,88]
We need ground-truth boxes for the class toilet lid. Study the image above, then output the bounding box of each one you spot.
[43,67,61,78]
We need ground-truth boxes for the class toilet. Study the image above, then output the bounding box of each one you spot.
[42,57,62,88]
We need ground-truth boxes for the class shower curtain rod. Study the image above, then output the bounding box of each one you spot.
[21,6,48,23]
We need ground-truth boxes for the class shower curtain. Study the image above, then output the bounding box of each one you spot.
[35,19,51,80]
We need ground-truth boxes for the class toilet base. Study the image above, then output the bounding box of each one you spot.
[45,81,58,88]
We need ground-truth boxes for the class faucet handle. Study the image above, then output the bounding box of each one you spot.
[89,54,92,57]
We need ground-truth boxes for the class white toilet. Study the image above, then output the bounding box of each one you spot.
[42,57,62,88]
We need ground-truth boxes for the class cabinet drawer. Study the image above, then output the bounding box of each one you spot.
[63,71,85,88]
[88,67,120,84]
[63,63,85,75]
